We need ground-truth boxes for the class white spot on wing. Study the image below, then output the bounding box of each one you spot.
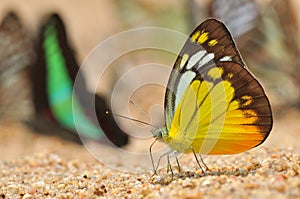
[219,55,232,61]
[198,53,214,69]
[186,50,206,70]
[175,70,196,109]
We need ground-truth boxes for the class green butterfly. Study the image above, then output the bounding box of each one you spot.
[30,14,128,146]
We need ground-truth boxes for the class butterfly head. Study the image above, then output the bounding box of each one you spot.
[153,126,168,140]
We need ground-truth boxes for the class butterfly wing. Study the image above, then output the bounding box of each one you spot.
[32,14,128,146]
[209,0,265,53]
[209,0,260,39]
[0,12,33,121]
[164,19,272,154]
[165,19,245,129]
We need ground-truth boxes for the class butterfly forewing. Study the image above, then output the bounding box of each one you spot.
[165,19,245,129]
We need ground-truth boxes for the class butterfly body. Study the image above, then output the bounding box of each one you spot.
[154,19,272,156]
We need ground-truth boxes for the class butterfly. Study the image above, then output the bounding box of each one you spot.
[30,14,128,147]
[0,12,33,121]
[208,0,264,49]
[151,18,273,174]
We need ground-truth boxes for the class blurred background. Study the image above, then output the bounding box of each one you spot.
[0,0,300,163]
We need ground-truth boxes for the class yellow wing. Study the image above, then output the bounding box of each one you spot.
[162,62,272,155]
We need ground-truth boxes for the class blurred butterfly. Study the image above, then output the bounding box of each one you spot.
[30,14,128,146]
[272,0,299,56]
[271,0,300,108]
[208,0,264,49]
[151,19,272,175]
[0,12,33,121]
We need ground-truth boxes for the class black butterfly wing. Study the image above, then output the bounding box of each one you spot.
[32,14,128,146]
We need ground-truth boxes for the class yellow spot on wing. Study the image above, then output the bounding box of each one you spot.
[198,31,209,44]
[241,95,253,106]
[208,39,218,46]
[191,31,200,42]
[243,109,257,118]
[180,54,189,70]
[207,67,224,80]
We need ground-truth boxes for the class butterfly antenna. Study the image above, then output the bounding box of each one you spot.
[106,111,156,128]
[129,100,159,128]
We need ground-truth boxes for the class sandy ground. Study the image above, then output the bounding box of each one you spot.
[1,0,300,198]
[0,109,299,198]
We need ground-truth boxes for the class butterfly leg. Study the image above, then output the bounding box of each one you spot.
[151,149,174,177]
[199,154,210,171]
[156,150,173,172]
[167,154,174,179]
[149,138,159,176]
[191,146,206,174]
[175,156,181,173]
